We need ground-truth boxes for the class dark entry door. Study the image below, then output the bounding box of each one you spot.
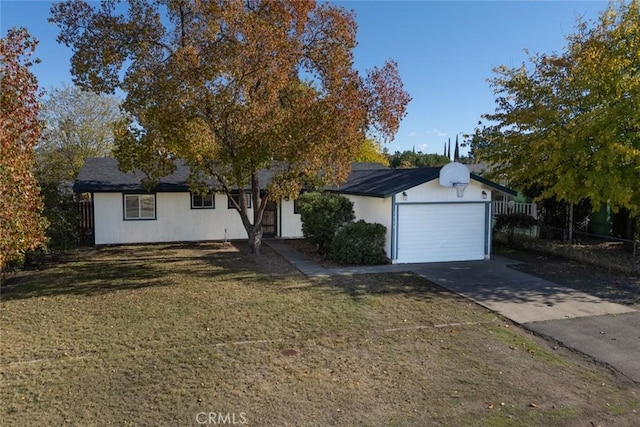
[262,201,277,237]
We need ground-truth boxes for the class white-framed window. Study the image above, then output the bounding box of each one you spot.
[293,199,301,215]
[124,194,156,220]
[191,193,215,209]
[228,193,252,209]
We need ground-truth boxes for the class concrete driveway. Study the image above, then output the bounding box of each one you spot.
[526,313,640,383]
[410,256,639,383]
[409,256,635,323]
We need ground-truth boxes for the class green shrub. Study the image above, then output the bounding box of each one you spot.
[298,192,355,254]
[40,183,81,251]
[331,220,387,265]
[494,212,538,244]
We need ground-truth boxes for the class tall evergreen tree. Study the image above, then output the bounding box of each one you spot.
[454,135,460,161]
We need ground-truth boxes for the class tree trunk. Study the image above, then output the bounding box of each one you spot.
[248,224,263,256]
[567,202,574,242]
[227,172,269,256]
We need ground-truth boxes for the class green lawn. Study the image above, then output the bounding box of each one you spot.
[1,242,638,426]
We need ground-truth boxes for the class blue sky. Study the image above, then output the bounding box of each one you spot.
[1,0,608,155]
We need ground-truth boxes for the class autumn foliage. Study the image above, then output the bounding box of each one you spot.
[50,0,411,254]
[0,28,47,272]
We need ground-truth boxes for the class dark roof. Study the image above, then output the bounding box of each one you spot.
[73,157,275,193]
[328,167,439,197]
[74,158,515,196]
[465,162,490,175]
[74,158,190,193]
[467,173,516,196]
[327,166,516,198]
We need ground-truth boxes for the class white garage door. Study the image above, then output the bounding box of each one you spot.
[396,203,487,263]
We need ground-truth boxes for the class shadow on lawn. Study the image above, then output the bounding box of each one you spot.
[292,272,456,303]
[0,242,267,301]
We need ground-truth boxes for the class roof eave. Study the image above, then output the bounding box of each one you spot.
[325,188,388,198]
[470,174,517,196]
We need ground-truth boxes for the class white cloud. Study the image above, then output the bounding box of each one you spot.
[407,131,420,137]
[426,128,448,137]
[416,143,429,152]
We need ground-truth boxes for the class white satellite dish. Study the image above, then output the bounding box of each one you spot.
[439,162,470,197]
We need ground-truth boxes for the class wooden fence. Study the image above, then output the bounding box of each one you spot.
[78,199,93,239]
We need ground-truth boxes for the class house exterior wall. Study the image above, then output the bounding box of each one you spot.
[395,179,492,204]
[93,192,252,245]
[279,199,303,238]
[345,194,393,257]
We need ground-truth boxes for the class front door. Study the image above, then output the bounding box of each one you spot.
[262,200,277,237]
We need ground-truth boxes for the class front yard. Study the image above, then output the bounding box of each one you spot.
[1,243,638,425]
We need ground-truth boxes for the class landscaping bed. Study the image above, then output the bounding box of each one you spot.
[1,242,638,425]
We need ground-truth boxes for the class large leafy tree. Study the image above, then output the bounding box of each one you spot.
[388,150,450,169]
[0,28,47,272]
[355,138,389,166]
[36,84,124,184]
[50,0,410,254]
[476,0,640,217]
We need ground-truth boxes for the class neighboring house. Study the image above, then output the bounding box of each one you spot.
[74,158,515,263]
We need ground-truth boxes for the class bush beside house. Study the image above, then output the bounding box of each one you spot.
[298,192,387,265]
[331,220,387,265]
[298,192,355,255]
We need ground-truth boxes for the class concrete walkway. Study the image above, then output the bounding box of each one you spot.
[266,240,639,382]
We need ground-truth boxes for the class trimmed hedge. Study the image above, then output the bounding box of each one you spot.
[331,220,387,265]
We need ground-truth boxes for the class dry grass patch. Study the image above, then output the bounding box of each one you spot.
[1,242,638,426]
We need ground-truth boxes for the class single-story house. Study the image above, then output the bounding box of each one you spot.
[74,158,515,263]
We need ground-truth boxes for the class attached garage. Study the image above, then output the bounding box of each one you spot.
[330,162,516,264]
[395,203,488,263]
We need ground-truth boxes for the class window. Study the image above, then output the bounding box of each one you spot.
[228,193,252,209]
[293,199,301,215]
[191,193,215,209]
[124,194,156,220]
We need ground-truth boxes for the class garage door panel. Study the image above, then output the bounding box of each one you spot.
[397,204,486,263]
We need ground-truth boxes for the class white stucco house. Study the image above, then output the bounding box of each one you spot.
[74,158,515,263]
